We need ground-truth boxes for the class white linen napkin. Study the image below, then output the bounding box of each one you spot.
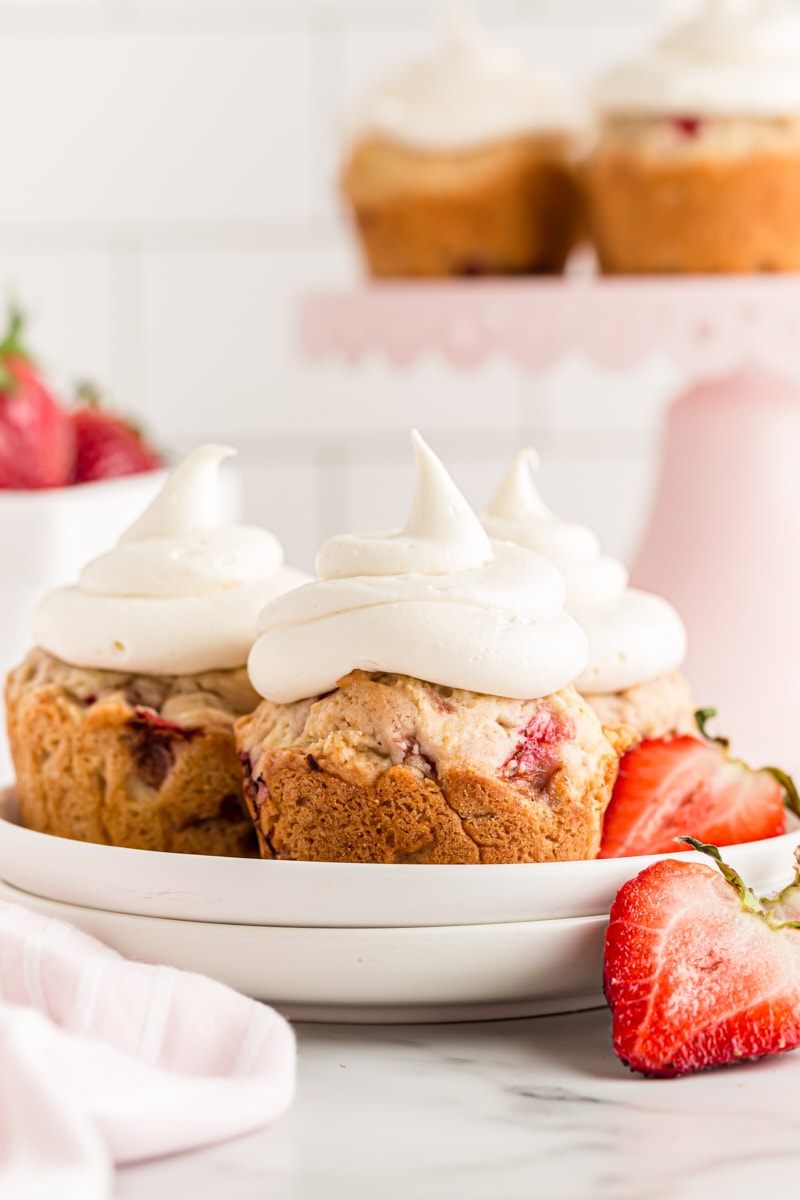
[0,901,296,1200]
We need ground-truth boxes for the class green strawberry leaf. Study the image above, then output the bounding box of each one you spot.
[0,302,31,363]
[680,836,800,931]
[693,711,800,818]
[678,836,763,914]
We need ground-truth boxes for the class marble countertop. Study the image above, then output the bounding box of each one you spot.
[116,1007,800,1200]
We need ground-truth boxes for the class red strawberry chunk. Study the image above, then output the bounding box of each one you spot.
[599,736,786,858]
[604,855,800,1077]
[132,705,184,734]
[501,709,571,787]
[672,115,702,138]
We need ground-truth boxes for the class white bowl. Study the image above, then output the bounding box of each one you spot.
[1,789,796,928]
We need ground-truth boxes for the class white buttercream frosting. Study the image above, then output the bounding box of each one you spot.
[349,15,578,152]
[248,432,588,704]
[33,445,310,675]
[595,0,800,117]
[481,449,687,695]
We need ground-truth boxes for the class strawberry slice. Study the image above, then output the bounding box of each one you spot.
[71,385,162,483]
[604,839,800,1077]
[0,306,75,489]
[598,710,798,858]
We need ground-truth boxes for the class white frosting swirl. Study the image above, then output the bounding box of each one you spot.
[249,432,588,704]
[595,0,800,117]
[349,15,579,152]
[33,445,310,675]
[481,449,687,695]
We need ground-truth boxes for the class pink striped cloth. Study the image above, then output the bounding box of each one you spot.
[0,900,296,1200]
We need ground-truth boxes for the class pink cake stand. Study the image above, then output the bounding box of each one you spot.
[299,277,800,770]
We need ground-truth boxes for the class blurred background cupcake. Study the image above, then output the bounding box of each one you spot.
[585,0,800,273]
[340,16,584,278]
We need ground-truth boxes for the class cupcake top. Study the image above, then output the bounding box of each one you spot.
[33,444,310,675]
[594,0,800,118]
[248,432,588,704]
[481,449,687,695]
[347,15,579,153]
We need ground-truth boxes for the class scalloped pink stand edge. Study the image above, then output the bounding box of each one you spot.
[300,279,800,770]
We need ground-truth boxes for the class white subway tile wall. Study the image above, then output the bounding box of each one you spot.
[0,0,677,572]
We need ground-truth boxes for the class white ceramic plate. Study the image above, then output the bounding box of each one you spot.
[1,789,797,927]
[0,876,608,1023]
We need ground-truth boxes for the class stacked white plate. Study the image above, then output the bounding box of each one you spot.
[0,788,797,1023]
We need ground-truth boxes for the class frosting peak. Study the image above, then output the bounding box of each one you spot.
[349,14,578,152]
[481,449,687,695]
[317,429,491,580]
[484,446,550,522]
[249,433,588,704]
[594,0,800,117]
[33,445,310,675]
[483,449,614,598]
[120,443,233,542]
[81,445,285,600]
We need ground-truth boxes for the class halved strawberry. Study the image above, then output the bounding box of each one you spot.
[0,306,75,489]
[605,839,800,1078]
[71,384,161,483]
[598,711,798,858]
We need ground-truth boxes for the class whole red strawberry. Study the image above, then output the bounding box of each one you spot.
[0,306,75,489]
[604,839,800,1077]
[599,710,799,858]
[71,386,161,483]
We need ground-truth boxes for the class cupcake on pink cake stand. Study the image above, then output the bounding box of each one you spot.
[585,0,800,273]
[340,16,584,278]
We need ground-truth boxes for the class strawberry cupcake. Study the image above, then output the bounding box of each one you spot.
[340,17,583,277]
[236,433,634,865]
[5,445,310,855]
[585,0,800,273]
[481,449,692,739]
